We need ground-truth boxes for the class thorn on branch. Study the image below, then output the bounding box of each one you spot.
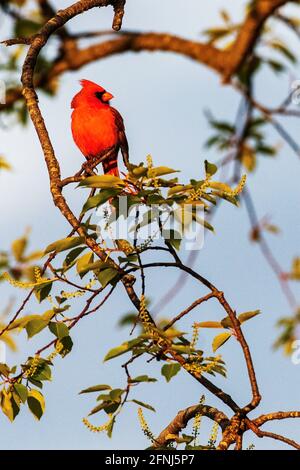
[112,0,126,31]
[1,37,34,46]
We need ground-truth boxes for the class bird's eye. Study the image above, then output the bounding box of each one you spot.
[95,91,104,101]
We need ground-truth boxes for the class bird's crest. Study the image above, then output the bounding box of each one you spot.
[79,79,105,92]
[71,79,106,108]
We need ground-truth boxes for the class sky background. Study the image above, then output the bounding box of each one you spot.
[0,0,300,450]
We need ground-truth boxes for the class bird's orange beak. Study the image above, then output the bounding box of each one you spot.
[102,91,114,102]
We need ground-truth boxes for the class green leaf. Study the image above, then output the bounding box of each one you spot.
[131,399,156,412]
[220,316,233,328]
[148,166,179,178]
[129,375,157,383]
[45,236,84,254]
[56,336,73,358]
[33,363,52,382]
[26,319,49,339]
[79,384,111,394]
[96,393,111,402]
[0,390,19,422]
[197,321,223,328]
[167,185,188,196]
[78,175,125,189]
[238,310,261,324]
[109,389,124,401]
[28,378,43,389]
[256,145,276,156]
[82,190,118,213]
[97,268,119,287]
[34,282,53,303]
[209,120,235,134]
[107,416,116,438]
[63,247,86,269]
[89,400,120,416]
[193,214,215,232]
[205,160,218,177]
[76,252,94,277]
[0,364,10,376]
[118,313,138,327]
[49,322,69,340]
[131,166,148,177]
[104,402,121,414]
[172,345,193,354]
[27,389,45,420]
[104,338,143,362]
[212,332,232,352]
[161,363,181,382]
[88,402,108,416]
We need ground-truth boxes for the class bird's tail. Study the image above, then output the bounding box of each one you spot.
[102,159,119,177]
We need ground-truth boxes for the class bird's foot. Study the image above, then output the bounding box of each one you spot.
[82,159,99,176]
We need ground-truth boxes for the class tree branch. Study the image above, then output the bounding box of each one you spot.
[1,0,295,112]
[254,410,300,427]
[153,404,230,448]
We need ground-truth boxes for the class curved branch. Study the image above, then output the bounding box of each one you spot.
[254,411,300,427]
[153,404,230,448]
[127,261,261,411]
[252,427,300,450]
[1,0,294,113]
[20,0,149,321]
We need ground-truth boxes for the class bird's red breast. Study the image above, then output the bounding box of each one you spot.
[71,80,121,175]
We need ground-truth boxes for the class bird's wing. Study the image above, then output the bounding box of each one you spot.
[111,107,129,170]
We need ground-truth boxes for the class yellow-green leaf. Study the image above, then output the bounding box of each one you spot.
[79,384,111,394]
[26,319,49,339]
[82,189,118,213]
[104,338,143,362]
[27,389,45,420]
[148,166,179,178]
[0,389,19,422]
[78,175,125,189]
[238,310,261,323]
[209,181,232,193]
[131,399,155,412]
[212,332,232,352]
[76,252,94,276]
[48,322,69,340]
[161,363,181,382]
[13,383,28,403]
[45,237,84,254]
[196,321,223,328]
[205,160,218,177]
[220,316,233,328]
[97,268,119,287]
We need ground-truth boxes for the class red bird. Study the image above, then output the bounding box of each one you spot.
[71,79,129,176]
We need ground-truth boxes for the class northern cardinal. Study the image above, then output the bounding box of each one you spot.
[71,79,129,176]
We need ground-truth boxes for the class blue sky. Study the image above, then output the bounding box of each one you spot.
[0,0,300,450]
